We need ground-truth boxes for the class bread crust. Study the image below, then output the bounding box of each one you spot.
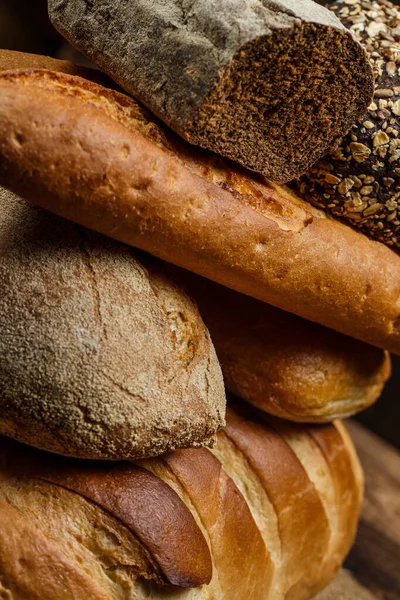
[0,48,117,87]
[178,271,391,422]
[0,68,399,352]
[0,405,363,599]
[0,187,225,460]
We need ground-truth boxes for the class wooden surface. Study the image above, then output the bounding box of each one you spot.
[316,421,400,599]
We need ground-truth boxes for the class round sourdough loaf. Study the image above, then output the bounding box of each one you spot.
[0,187,225,460]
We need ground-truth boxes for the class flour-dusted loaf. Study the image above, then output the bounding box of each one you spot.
[0,186,225,459]
[0,402,363,599]
[178,271,391,422]
[1,66,400,352]
[47,0,373,183]
[298,0,400,249]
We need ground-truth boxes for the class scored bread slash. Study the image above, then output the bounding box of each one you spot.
[48,0,374,183]
[0,408,363,599]
[1,68,400,354]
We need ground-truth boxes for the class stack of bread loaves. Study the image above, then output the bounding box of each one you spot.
[0,0,399,597]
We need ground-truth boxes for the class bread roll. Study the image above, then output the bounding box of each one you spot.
[0,186,225,459]
[178,271,391,422]
[0,402,363,599]
[1,67,400,352]
[298,0,400,249]
[48,0,373,183]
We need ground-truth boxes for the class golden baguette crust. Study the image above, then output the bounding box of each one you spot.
[0,405,363,600]
[0,187,225,460]
[0,48,116,87]
[178,271,391,422]
[0,67,399,351]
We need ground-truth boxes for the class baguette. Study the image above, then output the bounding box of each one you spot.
[0,402,363,600]
[0,186,225,460]
[178,271,391,422]
[1,67,400,352]
[48,0,374,183]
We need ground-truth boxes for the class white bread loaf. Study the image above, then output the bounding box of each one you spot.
[0,402,363,600]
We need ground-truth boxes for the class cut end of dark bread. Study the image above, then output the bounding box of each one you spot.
[48,0,374,183]
[186,22,374,183]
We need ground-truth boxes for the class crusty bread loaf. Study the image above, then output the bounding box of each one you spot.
[1,67,400,352]
[177,271,391,422]
[48,0,374,183]
[0,186,225,460]
[0,402,363,599]
[298,0,400,249]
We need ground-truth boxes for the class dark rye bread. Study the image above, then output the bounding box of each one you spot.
[177,271,391,423]
[0,405,363,599]
[0,187,225,460]
[298,0,400,249]
[48,0,373,183]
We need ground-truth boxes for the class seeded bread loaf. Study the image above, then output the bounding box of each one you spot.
[0,186,225,460]
[0,403,363,599]
[178,272,391,422]
[1,67,400,352]
[298,0,400,248]
[47,0,374,183]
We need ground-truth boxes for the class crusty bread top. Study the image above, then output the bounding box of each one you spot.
[178,270,391,422]
[1,67,400,352]
[0,436,212,588]
[0,186,225,460]
[0,403,363,599]
[0,48,116,87]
